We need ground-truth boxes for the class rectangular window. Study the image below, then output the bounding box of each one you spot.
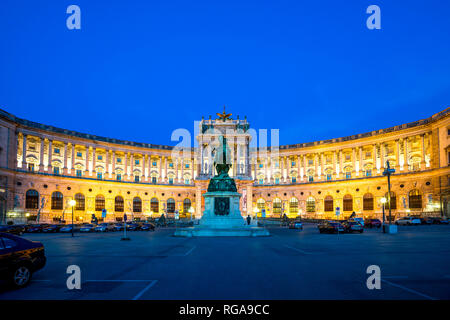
[169,178,173,184]
[53,167,60,175]
[76,169,82,177]
[308,176,314,182]
[185,163,189,169]
[152,177,157,184]
[345,172,351,179]
[275,178,280,184]
[135,175,140,182]
[97,172,102,179]
[76,152,82,158]
[54,148,60,154]
[259,164,263,168]
[97,155,102,161]
[153,161,157,167]
[291,161,296,167]
[365,152,371,158]
[274,162,279,168]
[308,160,313,165]
[291,177,296,183]
[366,170,372,177]
[116,174,121,181]
[185,179,190,184]
[135,159,139,165]
[169,162,173,168]
[345,155,351,161]
[259,179,264,185]
[117,158,122,163]
[28,163,34,172]
[327,174,332,181]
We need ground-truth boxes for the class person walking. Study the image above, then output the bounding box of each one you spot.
[246,215,251,225]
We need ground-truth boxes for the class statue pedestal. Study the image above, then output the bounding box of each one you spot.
[174,191,270,237]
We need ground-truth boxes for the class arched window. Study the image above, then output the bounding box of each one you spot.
[306,197,316,212]
[51,191,63,210]
[183,198,191,213]
[96,195,105,212]
[409,189,422,209]
[343,194,353,212]
[133,197,142,213]
[363,193,374,210]
[273,198,282,214]
[167,198,175,213]
[256,199,265,211]
[151,197,159,213]
[289,197,298,214]
[25,189,39,209]
[385,191,397,210]
[114,196,124,212]
[75,193,85,211]
[324,195,333,212]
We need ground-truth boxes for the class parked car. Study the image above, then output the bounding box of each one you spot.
[0,232,46,288]
[138,223,155,231]
[318,221,345,234]
[94,223,115,232]
[430,217,449,224]
[42,224,63,233]
[113,223,124,231]
[342,221,364,233]
[395,217,421,225]
[349,218,365,227]
[0,225,26,236]
[79,224,96,232]
[126,223,139,231]
[60,224,81,233]
[288,221,303,230]
[25,224,49,233]
[365,219,382,228]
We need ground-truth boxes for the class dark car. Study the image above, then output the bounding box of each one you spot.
[0,232,46,288]
[342,221,364,233]
[25,224,49,233]
[0,225,26,236]
[432,217,449,224]
[365,219,382,228]
[42,224,63,233]
[126,223,139,231]
[318,221,344,234]
[113,223,124,231]
[139,223,156,231]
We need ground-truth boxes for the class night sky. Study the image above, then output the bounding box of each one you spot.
[1,0,449,147]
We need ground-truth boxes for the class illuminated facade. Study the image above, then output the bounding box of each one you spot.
[0,107,449,223]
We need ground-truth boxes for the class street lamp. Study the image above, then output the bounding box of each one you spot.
[380,197,387,232]
[68,199,76,237]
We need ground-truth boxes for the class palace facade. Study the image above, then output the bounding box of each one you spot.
[0,107,449,223]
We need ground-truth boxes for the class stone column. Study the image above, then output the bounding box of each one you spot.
[84,146,89,175]
[421,134,426,170]
[63,142,68,174]
[339,150,343,177]
[92,147,96,176]
[124,152,128,179]
[105,150,110,178]
[191,156,194,183]
[47,140,53,173]
[333,151,338,178]
[352,148,356,176]
[112,151,116,179]
[181,158,185,183]
[22,134,27,169]
[70,143,75,174]
[39,137,45,171]
[130,153,134,180]
[404,138,409,171]
[358,147,363,176]
[302,154,306,181]
[373,144,377,173]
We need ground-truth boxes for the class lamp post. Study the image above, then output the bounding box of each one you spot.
[382,160,396,233]
[68,199,76,237]
[380,197,387,233]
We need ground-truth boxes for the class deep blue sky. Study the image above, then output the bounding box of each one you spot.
[1,0,449,147]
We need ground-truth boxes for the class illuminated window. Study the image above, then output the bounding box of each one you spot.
[25,189,39,209]
[363,193,374,210]
[289,198,298,214]
[343,194,353,211]
[385,191,397,210]
[96,195,105,211]
[150,198,159,213]
[408,189,422,209]
[183,199,191,213]
[306,197,316,212]
[133,197,142,213]
[273,198,282,214]
[51,191,63,210]
[75,193,85,211]
[167,198,175,213]
[324,196,333,212]
[114,196,124,212]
